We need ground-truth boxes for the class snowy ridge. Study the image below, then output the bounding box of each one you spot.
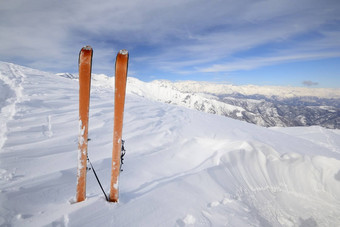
[0,63,25,150]
[168,80,340,99]
[127,77,245,117]
[86,73,340,129]
[88,75,245,117]
[1,62,340,226]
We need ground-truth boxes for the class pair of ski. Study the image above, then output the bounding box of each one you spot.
[76,46,128,203]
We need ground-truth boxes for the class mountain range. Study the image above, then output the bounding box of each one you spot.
[59,73,340,129]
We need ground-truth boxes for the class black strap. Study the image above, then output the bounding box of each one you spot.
[120,140,126,172]
[87,156,109,201]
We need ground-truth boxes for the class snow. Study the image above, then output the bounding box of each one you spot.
[0,61,340,226]
[101,76,340,129]
[119,49,129,55]
[82,45,92,51]
[125,77,246,116]
[166,80,340,99]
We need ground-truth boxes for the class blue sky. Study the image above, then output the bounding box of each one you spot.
[1,0,340,88]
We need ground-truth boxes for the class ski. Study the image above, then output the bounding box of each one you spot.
[109,49,129,202]
[76,46,93,202]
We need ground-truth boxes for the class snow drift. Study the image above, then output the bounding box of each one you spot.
[0,62,340,226]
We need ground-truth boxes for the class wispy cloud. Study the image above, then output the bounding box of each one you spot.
[1,0,340,85]
[303,80,319,86]
[198,52,340,73]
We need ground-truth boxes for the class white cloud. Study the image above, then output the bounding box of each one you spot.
[0,0,340,75]
[199,52,340,73]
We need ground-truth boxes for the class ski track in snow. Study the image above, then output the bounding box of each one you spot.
[0,61,340,226]
[0,63,25,151]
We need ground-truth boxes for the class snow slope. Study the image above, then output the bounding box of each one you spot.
[0,61,340,226]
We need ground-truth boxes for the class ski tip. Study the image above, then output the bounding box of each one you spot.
[82,45,93,51]
[119,49,128,55]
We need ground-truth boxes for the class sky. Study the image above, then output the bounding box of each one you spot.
[1,0,340,88]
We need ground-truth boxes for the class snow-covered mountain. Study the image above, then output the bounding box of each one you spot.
[1,62,340,226]
[81,73,340,129]
[135,80,340,129]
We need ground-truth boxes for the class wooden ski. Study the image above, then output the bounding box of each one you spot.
[76,46,93,202]
[109,49,129,202]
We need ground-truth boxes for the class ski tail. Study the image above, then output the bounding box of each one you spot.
[76,45,93,202]
[109,49,129,202]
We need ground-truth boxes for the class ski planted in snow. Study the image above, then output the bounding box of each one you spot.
[109,49,129,202]
[76,46,93,202]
